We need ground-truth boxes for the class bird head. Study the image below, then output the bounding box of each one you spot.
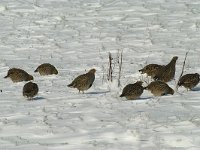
[195,73,200,81]
[168,88,174,95]
[195,73,200,77]
[136,81,143,85]
[53,69,58,75]
[27,75,34,81]
[89,68,96,74]
[172,56,178,61]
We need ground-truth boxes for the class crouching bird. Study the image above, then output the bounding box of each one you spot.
[120,81,144,100]
[23,82,39,100]
[178,73,200,91]
[139,64,164,79]
[4,68,33,82]
[144,81,174,96]
[34,63,58,75]
[68,68,96,93]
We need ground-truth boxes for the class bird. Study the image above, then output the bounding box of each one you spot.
[68,68,96,93]
[34,63,58,75]
[23,82,39,100]
[178,73,200,90]
[144,81,174,96]
[120,81,144,100]
[4,68,33,82]
[139,64,165,78]
[154,56,178,82]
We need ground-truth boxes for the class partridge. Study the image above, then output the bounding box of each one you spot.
[139,64,164,78]
[178,73,200,90]
[68,68,96,93]
[4,68,33,82]
[154,56,178,82]
[23,82,39,100]
[145,81,174,96]
[120,81,144,100]
[34,63,58,75]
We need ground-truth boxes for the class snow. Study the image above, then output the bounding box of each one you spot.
[0,0,200,149]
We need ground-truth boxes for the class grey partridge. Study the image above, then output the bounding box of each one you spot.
[4,68,33,82]
[68,69,96,93]
[34,63,58,75]
[154,56,178,82]
[178,73,200,90]
[145,81,174,96]
[139,64,164,78]
[23,82,39,100]
[120,81,144,100]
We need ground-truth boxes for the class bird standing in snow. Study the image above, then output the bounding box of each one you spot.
[23,82,39,100]
[139,64,164,79]
[178,73,200,90]
[4,68,33,82]
[68,68,96,93]
[34,63,58,75]
[154,56,178,82]
[120,81,144,100]
[144,81,174,96]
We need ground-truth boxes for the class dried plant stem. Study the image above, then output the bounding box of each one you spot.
[108,52,113,82]
[176,51,189,91]
[118,50,123,87]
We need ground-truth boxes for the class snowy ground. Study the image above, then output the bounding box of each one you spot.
[0,0,200,149]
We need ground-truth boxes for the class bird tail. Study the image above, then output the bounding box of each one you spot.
[4,75,9,78]
[120,94,124,97]
[138,69,144,73]
[67,83,74,88]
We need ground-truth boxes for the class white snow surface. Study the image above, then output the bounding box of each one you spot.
[0,0,200,149]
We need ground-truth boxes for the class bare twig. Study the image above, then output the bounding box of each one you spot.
[118,50,123,87]
[175,51,190,91]
[107,52,113,82]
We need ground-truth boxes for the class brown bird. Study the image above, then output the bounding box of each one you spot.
[4,68,33,82]
[139,64,165,78]
[23,82,39,100]
[178,73,200,90]
[34,63,58,75]
[145,81,174,96]
[154,56,178,82]
[68,68,96,93]
[120,81,144,100]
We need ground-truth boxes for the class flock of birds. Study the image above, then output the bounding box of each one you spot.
[120,56,200,100]
[3,56,200,100]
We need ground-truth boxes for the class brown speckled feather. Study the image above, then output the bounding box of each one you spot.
[120,81,144,100]
[34,63,58,75]
[145,81,174,96]
[139,64,165,78]
[4,68,33,82]
[178,73,200,90]
[68,69,96,93]
[154,56,178,82]
[23,82,39,100]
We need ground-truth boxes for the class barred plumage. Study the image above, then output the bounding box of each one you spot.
[139,64,164,78]
[178,73,200,90]
[120,81,144,100]
[34,63,58,75]
[23,82,39,100]
[145,81,174,96]
[68,69,96,93]
[154,56,178,82]
[4,68,33,82]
